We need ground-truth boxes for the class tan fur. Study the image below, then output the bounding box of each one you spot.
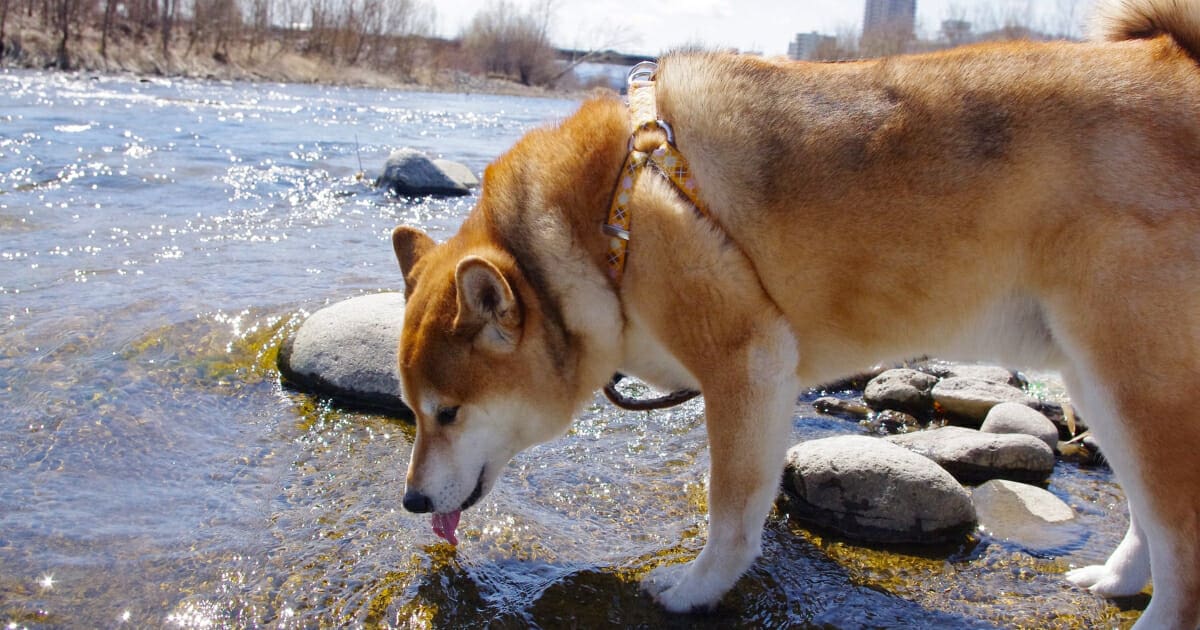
[392,0,1200,625]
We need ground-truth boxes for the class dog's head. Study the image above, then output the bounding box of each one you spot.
[390,97,630,543]
[390,225,583,543]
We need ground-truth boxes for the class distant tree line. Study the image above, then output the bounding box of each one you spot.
[0,0,582,88]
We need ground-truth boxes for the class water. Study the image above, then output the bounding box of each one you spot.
[0,69,1143,628]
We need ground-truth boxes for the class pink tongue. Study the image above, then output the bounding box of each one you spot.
[431,510,462,545]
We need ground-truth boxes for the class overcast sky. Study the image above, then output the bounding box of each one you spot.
[435,0,1097,57]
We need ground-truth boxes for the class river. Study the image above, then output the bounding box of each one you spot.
[0,68,1141,628]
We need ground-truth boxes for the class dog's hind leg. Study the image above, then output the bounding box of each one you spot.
[642,317,800,613]
[1051,324,1200,629]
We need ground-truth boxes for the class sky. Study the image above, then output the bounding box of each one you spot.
[434,0,1097,57]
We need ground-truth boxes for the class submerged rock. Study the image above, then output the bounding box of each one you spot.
[783,435,976,544]
[980,402,1059,451]
[376,149,470,197]
[277,292,412,417]
[887,426,1055,483]
[863,368,938,415]
[930,377,1032,425]
[813,396,871,420]
[972,479,1081,552]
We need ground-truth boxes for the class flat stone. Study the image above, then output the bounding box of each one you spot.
[931,377,1032,425]
[887,426,1055,483]
[972,479,1082,552]
[376,148,469,197]
[277,293,412,417]
[863,368,938,415]
[914,360,1020,386]
[783,435,976,544]
[981,402,1059,451]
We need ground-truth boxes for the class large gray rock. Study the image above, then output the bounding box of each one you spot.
[783,435,976,544]
[376,149,470,197]
[980,402,1059,451]
[972,479,1082,552]
[887,426,1055,483]
[931,377,1032,425]
[277,293,411,417]
[863,368,938,415]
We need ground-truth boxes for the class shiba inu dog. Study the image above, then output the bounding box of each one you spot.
[390,0,1200,626]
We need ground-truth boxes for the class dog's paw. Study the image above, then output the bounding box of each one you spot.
[641,563,718,613]
[1066,564,1147,597]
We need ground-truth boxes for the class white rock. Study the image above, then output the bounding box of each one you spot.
[887,426,1055,483]
[972,479,1081,552]
[981,402,1060,451]
[931,377,1032,424]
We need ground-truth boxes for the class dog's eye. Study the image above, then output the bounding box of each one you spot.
[436,406,460,426]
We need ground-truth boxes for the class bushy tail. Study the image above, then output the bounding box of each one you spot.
[1092,0,1200,58]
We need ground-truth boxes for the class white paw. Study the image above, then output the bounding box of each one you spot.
[1066,564,1148,597]
[641,563,719,613]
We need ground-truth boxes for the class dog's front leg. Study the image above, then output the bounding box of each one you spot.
[643,321,800,612]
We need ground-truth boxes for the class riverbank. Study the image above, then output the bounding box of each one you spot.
[0,14,586,97]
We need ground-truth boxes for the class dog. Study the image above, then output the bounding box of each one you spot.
[389,0,1200,626]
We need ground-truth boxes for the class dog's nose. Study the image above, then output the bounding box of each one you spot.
[403,489,433,513]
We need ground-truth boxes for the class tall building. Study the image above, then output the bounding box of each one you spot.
[788,32,837,60]
[863,0,917,40]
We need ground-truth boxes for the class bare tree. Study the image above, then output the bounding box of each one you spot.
[0,0,10,61]
[463,0,557,86]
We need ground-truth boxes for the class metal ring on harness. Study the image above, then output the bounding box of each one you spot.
[603,373,701,412]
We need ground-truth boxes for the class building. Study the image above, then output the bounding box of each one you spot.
[788,31,837,60]
[863,0,917,40]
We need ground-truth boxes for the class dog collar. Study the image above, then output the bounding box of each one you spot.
[603,62,709,282]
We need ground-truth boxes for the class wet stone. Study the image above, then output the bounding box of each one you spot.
[783,435,976,544]
[862,409,922,435]
[277,292,412,417]
[376,148,470,197]
[863,368,938,415]
[887,426,1055,483]
[813,396,871,420]
[971,479,1081,553]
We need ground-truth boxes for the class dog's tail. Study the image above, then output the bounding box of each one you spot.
[1092,0,1200,58]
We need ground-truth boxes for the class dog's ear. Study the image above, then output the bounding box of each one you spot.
[454,255,521,354]
[392,226,436,297]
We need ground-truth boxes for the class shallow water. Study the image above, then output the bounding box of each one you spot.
[0,69,1143,628]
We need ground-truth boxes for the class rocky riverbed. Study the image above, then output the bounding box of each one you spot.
[277,293,1138,625]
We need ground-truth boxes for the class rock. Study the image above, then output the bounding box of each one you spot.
[376,149,469,197]
[813,396,871,420]
[813,364,890,392]
[1028,399,1088,439]
[887,426,1055,483]
[863,368,938,415]
[783,435,976,544]
[914,360,1021,387]
[980,402,1059,451]
[432,159,480,188]
[277,293,412,417]
[862,409,922,435]
[971,479,1082,552]
[930,377,1032,425]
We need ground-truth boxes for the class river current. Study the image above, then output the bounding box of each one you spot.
[0,69,1140,628]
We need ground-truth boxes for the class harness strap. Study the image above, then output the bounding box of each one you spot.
[601,61,709,411]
